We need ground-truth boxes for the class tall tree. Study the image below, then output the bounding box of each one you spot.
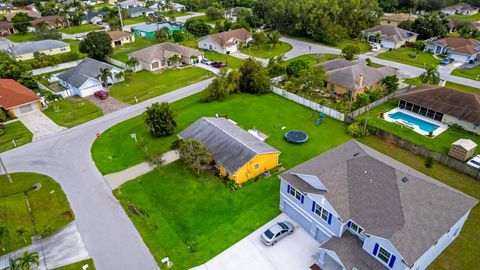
[238,58,270,94]
[79,31,113,61]
[267,30,280,48]
[126,57,139,70]
[16,250,39,270]
[341,44,360,60]
[167,54,181,67]
[178,139,210,175]
[144,102,177,137]
[96,68,112,89]
[11,13,32,33]
[420,64,440,85]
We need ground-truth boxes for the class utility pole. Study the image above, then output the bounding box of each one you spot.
[118,4,124,31]
[0,157,12,184]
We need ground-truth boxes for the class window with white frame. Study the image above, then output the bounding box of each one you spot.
[314,204,329,222]
[349,221,364,235]
[254,164,259,170]
[289,186,302,202]
[377,247,391,264]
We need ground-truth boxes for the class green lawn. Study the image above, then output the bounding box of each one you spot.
[123,16,146,25]
[109,67,213,104]
[61,25,103,35]
[204,51,245,69]
[111,37,157,62]
[54,259,95,270]
[92,93,350,174]
[451,66,480,81]
[360,136,480,270]
[285,53,343,67]
[0,173,74,255]
[448,12,480,22]
[283,35,371,54]
[7,32,36,42]
[378,47,440,68]
[43,97,103,128]
[0,121,32,153]
[241,42,293,59]
[160,11,190,17]
[192,15,225,24]
[404,77,480,94]
[357,100,480,156]
[94,3,112,10]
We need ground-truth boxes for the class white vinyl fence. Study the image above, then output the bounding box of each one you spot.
[271,86,346,121]
[107,57,143,72]
[31,60,83,75]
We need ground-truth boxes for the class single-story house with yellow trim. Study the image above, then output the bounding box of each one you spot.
[179,117,280,184]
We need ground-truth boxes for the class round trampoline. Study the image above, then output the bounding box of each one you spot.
[285,130,309,144]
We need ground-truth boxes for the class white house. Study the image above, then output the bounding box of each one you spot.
[279,140,477,270]
[197,28,252,54]
[57,58,123,97]
[118,0,145,9]
[362,25,418,49]
[424,37,480,63]
[441,3,479,16]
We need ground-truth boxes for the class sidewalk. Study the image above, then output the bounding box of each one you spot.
[104,150,179,189]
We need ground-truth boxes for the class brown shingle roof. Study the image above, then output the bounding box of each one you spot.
[397,84,480,124]
[107,31,132,41]
[31,16,64,28]
[128,42,203,62]
[0,79,40,109]
[4,9,41,21]
[436,37,480,55]
[0,22,14,30]
[204,28,252,47]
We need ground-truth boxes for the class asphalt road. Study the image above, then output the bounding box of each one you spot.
[1,79,212,270]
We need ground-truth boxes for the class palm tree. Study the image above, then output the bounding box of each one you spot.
[114,71,124,81]
[43,92,63,112]
[190,55,199,64]
[97,67,113,89]
[16,250,39,270]
[267,30,281,48]
[374,32,382,42]
[0,225,9,252]
[420,64,440,84]
[168,54,181,67]
[126,57,139,70]
[16,228,28,243]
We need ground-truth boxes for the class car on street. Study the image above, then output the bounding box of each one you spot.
[94,90,109,100]
[440,58,454,65]
[75,35,84,41]
[201,58,213,65]
[211,62,227,68]
[260,221,294,246]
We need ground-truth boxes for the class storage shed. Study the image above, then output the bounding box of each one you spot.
[448,139,477,161]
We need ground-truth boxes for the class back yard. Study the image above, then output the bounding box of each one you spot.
[0,121,32,153]
[108,67,212,104]
[61,25,103,35]
[43,97,104,128]
[111,37,157,62]
[378,47,440,68]
[241,42,293,59]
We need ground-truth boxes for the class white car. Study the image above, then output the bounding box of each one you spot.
[75,35,84,41]
[370,43,381,51]
[467,155,480,169]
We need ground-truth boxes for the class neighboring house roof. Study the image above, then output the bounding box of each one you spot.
[380,13,417,22]
[131,21,182,32]
[280,140,478,266]
[202,28,252,47]
[31,16,64,28]
[57,58,118,88]
[452,139,477,151]
[362,25,418,43]
[319,59,395,90]
[108,31,132,40]
[0,79,40,109]
[442,3,479,12]
[127,6,152,15]
[429,37,480,55]
[0,22,14,30]
[129,42,202,62]
[4,9,41,21]
[8,39,69,55]
[82,11,107,20]
[119,0,144,6]
[179,117,280,174]
[396,84,480,124]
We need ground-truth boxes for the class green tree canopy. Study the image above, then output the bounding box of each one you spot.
[341,44,360,61]
[144,102,177,137]
[11,13,33,33]
[239,58,270,94]
[79,31,113,61]
[178,139,210,175]
[286,59,308,78]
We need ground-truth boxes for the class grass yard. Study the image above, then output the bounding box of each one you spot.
[43,97,103,128]
[378,47,440,68]
[111,37,157,62]
[0,121,32,153]
[357,100,480,156]
[451,66,480,81]
[241,42,293,59]
[92,93,350,174]
[7,32,36,42]
[283,35,372,53]
[0,173,74,255]
[160,11,190,17]
[61,25,103,35]
[448,12,480,22]
[108,67,212,104]
[93,3,112,10]
[54,259,95,270]
[404,77,480,93]
[192,15,225,24]
[123,16,146,25]
[360,136,480,270]
[204,51,244,69]
[285,53,343,67]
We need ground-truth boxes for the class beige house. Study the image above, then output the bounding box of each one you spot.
[319,59,396,99]
[380,13,417,27]
[362,25,418,49]
[128,42,203,71]
[7,39,70,60]
[108,31,135,48]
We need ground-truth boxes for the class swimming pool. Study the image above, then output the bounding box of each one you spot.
[388,111,439,133]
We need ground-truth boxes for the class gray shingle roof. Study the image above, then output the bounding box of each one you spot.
[57,58,117,88]
[127,6,151,15]
[178,117,280,174]
[9,39,69,55]
[280,140,477,265]
[362,25,418,43]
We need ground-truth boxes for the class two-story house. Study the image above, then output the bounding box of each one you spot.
[279,140,477,270]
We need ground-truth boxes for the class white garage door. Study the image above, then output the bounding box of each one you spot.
[15,103,38,116]
[283,202,311,230]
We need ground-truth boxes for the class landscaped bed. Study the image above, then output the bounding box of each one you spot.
[241,42,293,59]
[0,172,74,255]
[377,47,440,68]
[0,121,33,153]
[43,97,104,128]
[61,25,103,35]
[108,67,213,104]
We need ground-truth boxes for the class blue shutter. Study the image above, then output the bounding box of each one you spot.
[389,255,396,268]
[311,201,316,212]
[287,185,290,193]
[300,195,304,204]
[327,213,332,224]
[347,221,351,227]
[373,243,379,256]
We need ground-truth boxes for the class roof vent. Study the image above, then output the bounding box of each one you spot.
[353,152,360,157]
[402,177,409,183]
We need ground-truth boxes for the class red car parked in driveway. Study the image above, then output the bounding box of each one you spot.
[211,62,227,68]
[94,90,109,100]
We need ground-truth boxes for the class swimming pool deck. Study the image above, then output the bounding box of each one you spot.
[383,108,448,137]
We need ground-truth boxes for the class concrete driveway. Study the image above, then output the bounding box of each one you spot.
[85,96,129,114]
[18,111,66,141]
[0,37,14,51]
[192,213,320,270]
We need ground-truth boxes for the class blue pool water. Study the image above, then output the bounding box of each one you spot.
[388,111,439,133]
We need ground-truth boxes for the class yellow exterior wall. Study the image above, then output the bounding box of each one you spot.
[220,152,280,184]
[111,34,135,48]
[14,45,71,60]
